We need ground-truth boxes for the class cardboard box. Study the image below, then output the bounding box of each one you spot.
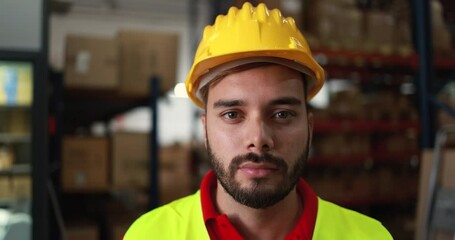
[432,0,453,54]
[65,35,119,90]
[0,109,30,134]
[309,4,362,50]
[0,176,13,199]
[5,109,30,134]
[12,176,31,199]
[0,146,14,170]
[364,11,395,54]
[160,144,193,204]
[118,30,178,96]
[415,150,455,240]
[393,20,413,56]
[328,89,365,120]
[307,173,347,202]
[112,133,149,189]
[66,225,99,240]
[62,137,110,192]
[0,176,32,200]
[111,133,192,204]
[384,133,418,154]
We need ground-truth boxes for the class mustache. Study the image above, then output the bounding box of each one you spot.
[230,152,288,170]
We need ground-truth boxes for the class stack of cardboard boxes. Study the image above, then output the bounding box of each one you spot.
[62,135,193,203]
[62,137,110,192]
[416,151,455,240]
[62,135,193,239]
[236,0,453,55]
[62,28,183,194]
[0,174,31,201]
[312,87,419,157]
[64,30,178,96]
[62,29,184,239]
[0,64,32,202]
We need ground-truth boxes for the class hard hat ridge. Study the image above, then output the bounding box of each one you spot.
[185,2,326,108]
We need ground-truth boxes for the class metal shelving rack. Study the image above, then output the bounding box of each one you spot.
[0,0,50,237]
[413,0,437,149]
[413,0,455,149]
[49,73,162,237]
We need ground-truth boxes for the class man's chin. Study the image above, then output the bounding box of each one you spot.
[227,186,289,209]
[235,179,283,193]
[235,174,283,187]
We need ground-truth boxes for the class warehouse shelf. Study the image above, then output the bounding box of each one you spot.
[64,87,150,104]
[309,151,419,166]
[0,134,31,144]
[312,49,455,83]
[49,70,155,133]
[0,105,31,110]
[306,32,423,238]
[0,164,31,176]
[312,48,419,68]
[434,56,455,69]
[50,71,162,218]
[313,120,420,133]
[334,195,417,208]
[0,38,48,239]
[313,48,455,70]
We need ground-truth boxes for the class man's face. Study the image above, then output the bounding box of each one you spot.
[201,64,313,209]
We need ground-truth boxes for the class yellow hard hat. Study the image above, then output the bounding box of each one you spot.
[185,2,325,108]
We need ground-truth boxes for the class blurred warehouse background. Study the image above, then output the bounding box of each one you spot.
[1,0,455,239]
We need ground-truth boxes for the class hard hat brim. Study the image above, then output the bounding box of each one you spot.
[186,50,325,108]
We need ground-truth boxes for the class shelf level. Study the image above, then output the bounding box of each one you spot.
[62,88,150,132]
[332,195,416,208]
[313,120,420,133]
[309,151,419,166]
[312,49,419,68]
[0,134,31,144]
[313,48,455,69]
[0,164,31,176]
[0,105,31,110]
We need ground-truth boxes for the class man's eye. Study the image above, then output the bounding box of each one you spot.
[275,111,290,119]
[223,112,239,119]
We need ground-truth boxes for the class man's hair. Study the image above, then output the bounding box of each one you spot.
[199,62,309,109]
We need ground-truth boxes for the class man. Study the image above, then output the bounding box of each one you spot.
[125,2,393,239]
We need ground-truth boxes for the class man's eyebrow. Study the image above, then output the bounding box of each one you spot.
[269,97,302,106]
[213,99,245,108]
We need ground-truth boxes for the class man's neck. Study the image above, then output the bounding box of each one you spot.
[215,182,302,240]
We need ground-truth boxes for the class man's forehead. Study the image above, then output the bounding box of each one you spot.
[208,78,306,110]
[201,64,308,109]
[211,97,303,109]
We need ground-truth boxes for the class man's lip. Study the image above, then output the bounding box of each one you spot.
[238,162,279,177]
[238,162,278,170]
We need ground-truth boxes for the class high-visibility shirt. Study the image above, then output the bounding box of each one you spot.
[125,171,393,239]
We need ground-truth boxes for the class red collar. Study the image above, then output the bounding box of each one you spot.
[200,170,318,240]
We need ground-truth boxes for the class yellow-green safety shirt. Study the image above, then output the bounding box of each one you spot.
[125,191,393,239]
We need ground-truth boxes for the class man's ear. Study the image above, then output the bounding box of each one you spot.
[200,114,207,148]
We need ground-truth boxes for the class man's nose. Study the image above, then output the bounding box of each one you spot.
[245,117,274,153]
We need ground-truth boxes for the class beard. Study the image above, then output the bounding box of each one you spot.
[206,135,310,209]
